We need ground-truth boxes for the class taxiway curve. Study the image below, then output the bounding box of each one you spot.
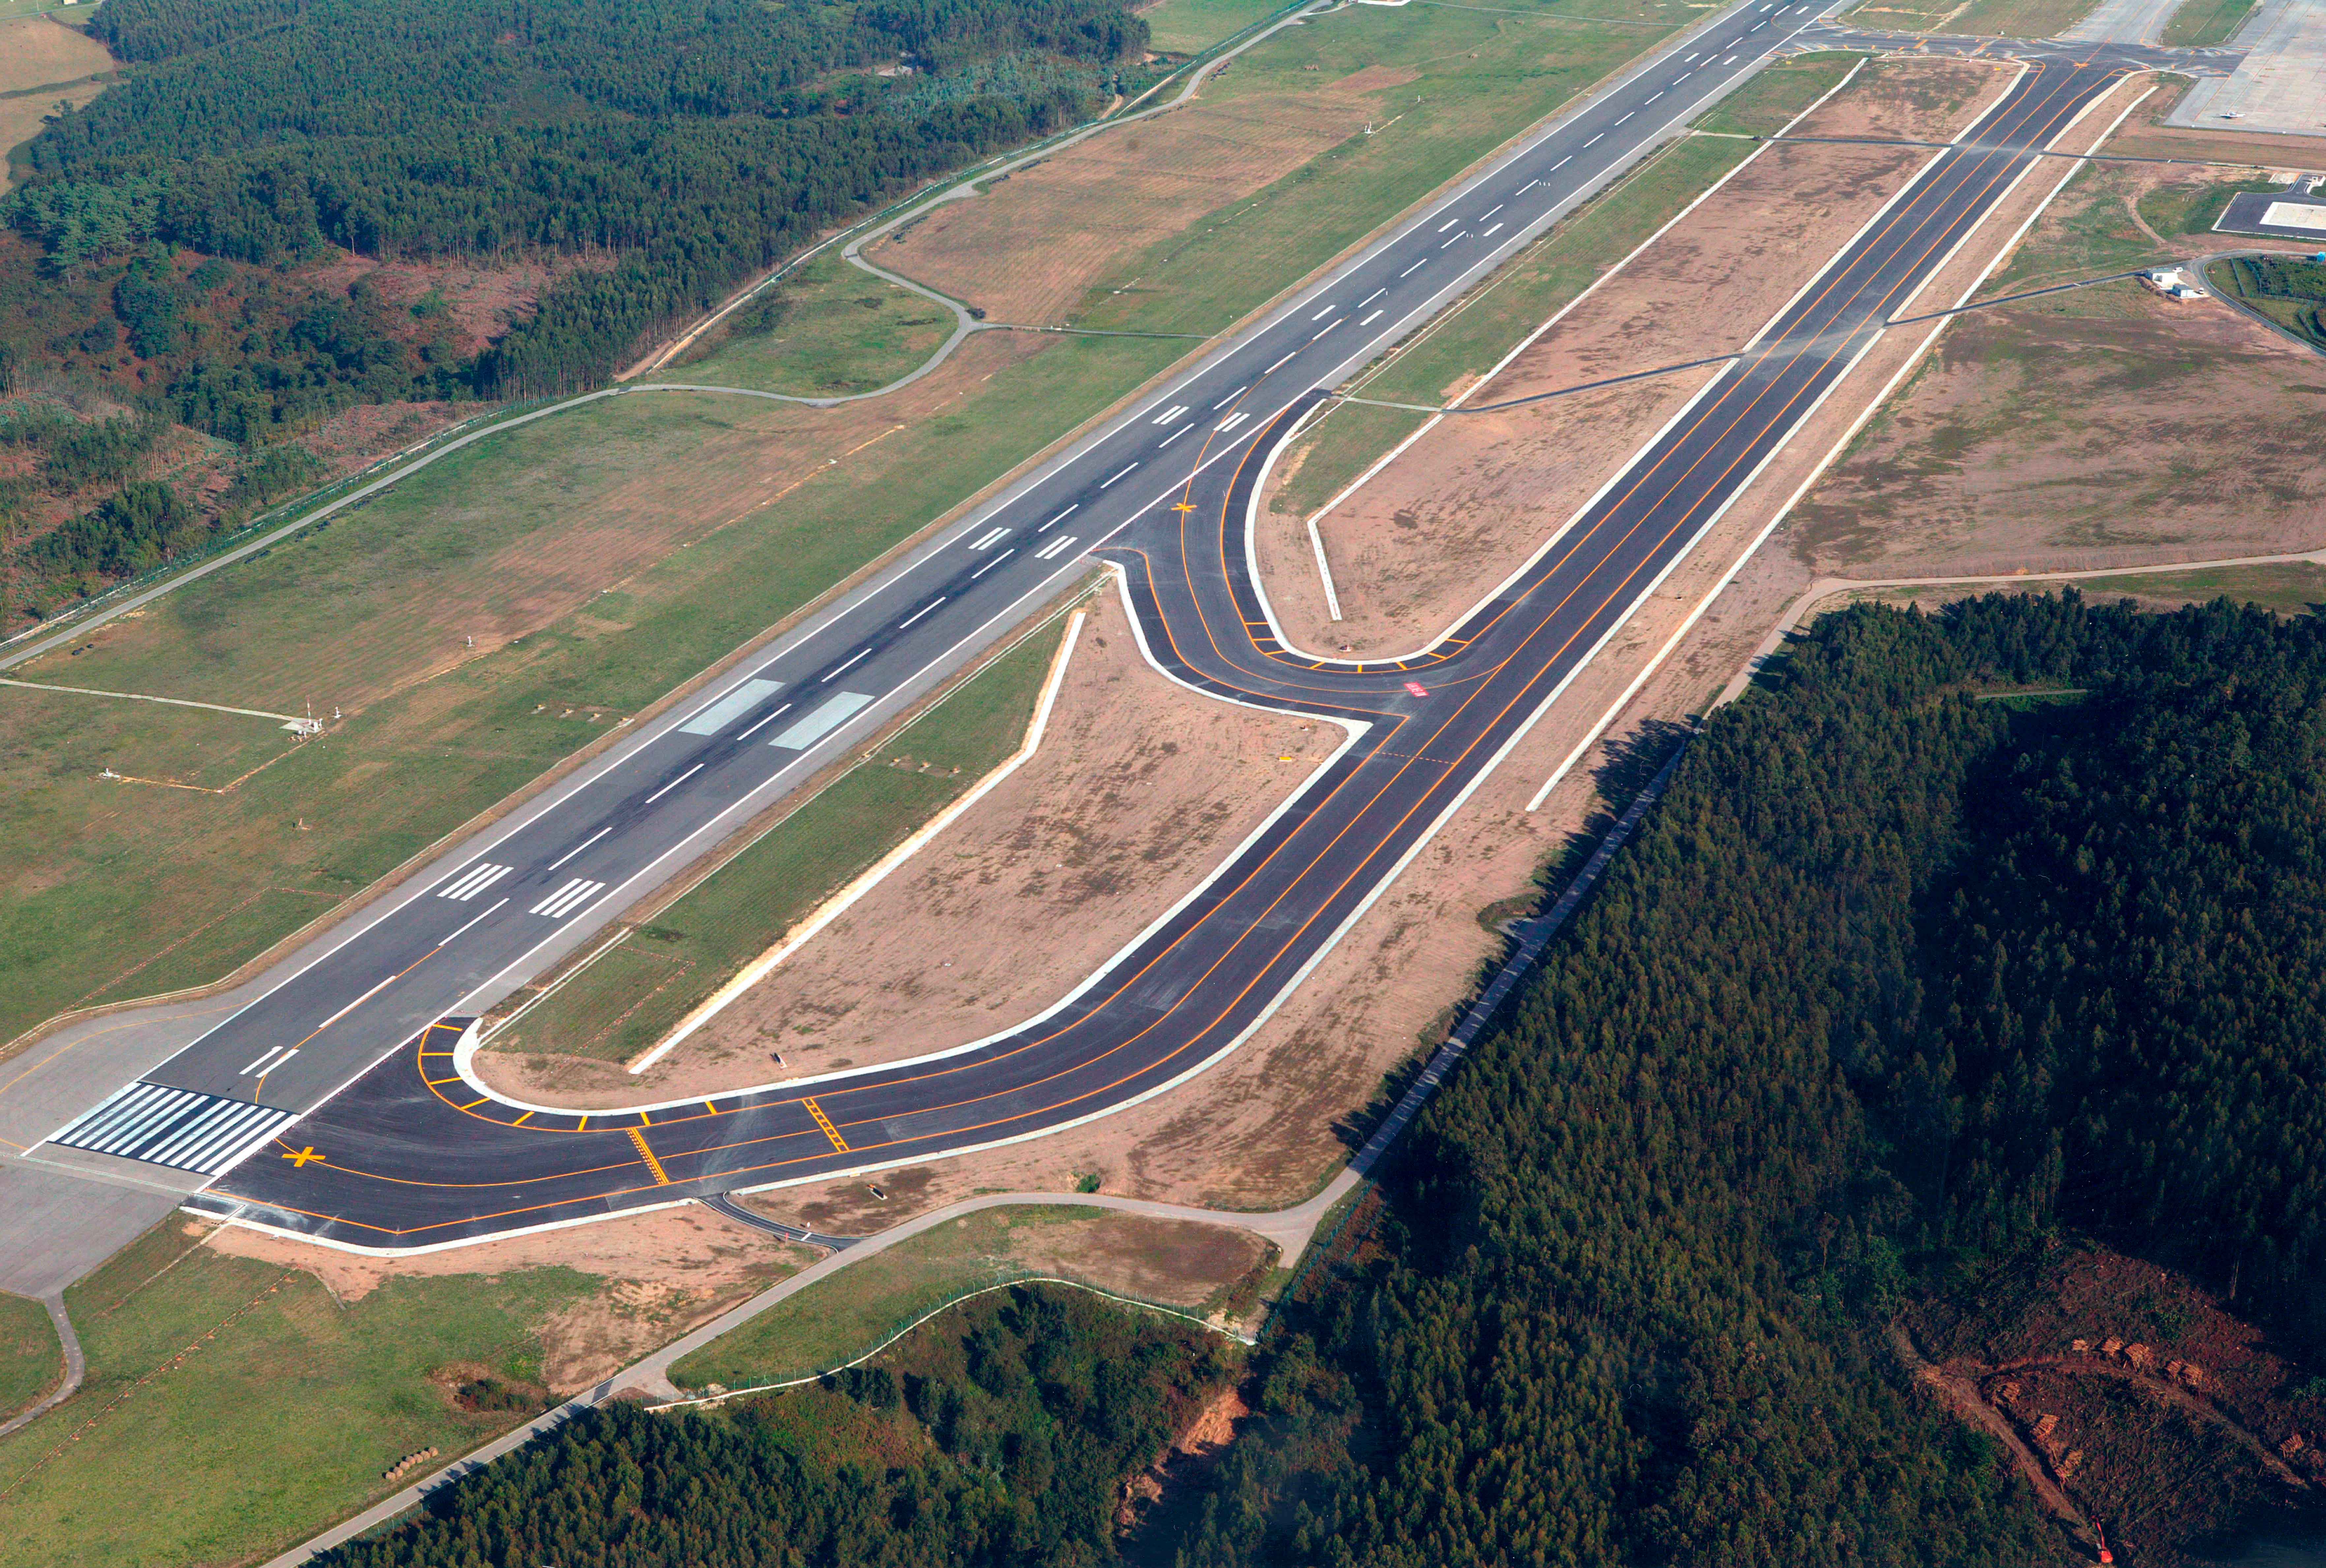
[115,57,2137,1249]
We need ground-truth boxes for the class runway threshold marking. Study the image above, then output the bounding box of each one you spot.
[628,1126,672,1184]
[801,1097,850,1152]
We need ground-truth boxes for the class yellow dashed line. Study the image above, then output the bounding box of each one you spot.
[628,1127,671,1185]
[801,1097,849,1152]
[513,1111,533,1127]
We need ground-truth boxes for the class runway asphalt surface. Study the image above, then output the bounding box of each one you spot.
[42,16,2130,1248]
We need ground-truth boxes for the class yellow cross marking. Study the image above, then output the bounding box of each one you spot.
[1170,501,1198,513]
[801,1097,850,1152]
[282,1146,324,1168]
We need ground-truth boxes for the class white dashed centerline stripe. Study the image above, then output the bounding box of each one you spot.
[822,648,870,682]
[314,970,402,1035]
[1436,217,1459,232]
[1481,204,1502,219]
[1399,258,1427,278]
[1264,350,1297,373]
[546,827,609,872]
[1439,232,1464,248]
[970,548,1015,580]
[1100,463,1138,488]
[1584,133,1603,146]
[1359,288,1384,307]
[1549,155,1571,171]
[1518,178,1539,193]
[1359,309,1384,326]
[1481,224,1502,238]
[1040,504,1078,530]
[643,762,702,805]
[1034,534,1077,560]
[1311,319,1340,340]
[1159,424,1192,447]
[735,702,792,741]
[899,597,946,629]
[440,897,507,945]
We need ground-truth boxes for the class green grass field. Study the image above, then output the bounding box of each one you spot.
[1268,54,1862,520]
[0,1221,772,1568]
[670,1206,1256,1391]
[2079,562,2326,616]
[1142,0,1299,54]
[1945,0,2098,37]
[0,1291,61,1423]
[2161,0,2258,45]
[490,614,1069,1066]
[652,253,954,397]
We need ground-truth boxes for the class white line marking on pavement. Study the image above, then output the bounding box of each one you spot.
[1039,504,1078,530]
[531,878,604,919]
[1359,309,1384,326]
[736,702,792,741]
[1100,463,1138,488]
[899,597,946,629]
[677,676,784,736]
[1585,133,1604,146]
[1313,305,1335,320]
[1398,258,1427,277]
[971,548,1015,579]
[1436,218,1459,232]
[966,527,1009,551]
[1519,178,1539,193]
[643,763,702,804]
[1359,288,1384,307]
[1216,411,1250,433]
[1209,386,1245,409]
[1481,223,1502,238]
[1311,319,1340,340]
[315,971,401,1034]
[240,1047,283,1076]
[1438,233,1464,248]
[1034,534,1077,560]
[435,863,511,901]
[441,897,507,944]
[1159,424,1192,447]
[547,828,609,871]
[769,691,873,750]
[1549,156,1570,171]
[1153,405,1188,423]
[822,648,869,682]
[1481,203,1502,219]
[1264,350,1297,373]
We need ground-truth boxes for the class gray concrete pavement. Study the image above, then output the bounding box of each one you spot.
[2167,0,2326,134]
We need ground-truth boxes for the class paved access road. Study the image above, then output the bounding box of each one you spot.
[47,19,2125,1248]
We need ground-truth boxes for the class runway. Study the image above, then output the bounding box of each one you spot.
[40,19,2130,1248]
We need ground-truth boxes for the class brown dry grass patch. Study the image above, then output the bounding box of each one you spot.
[870,73,1409,326]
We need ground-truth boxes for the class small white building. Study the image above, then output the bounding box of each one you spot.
[2141,266,2209,302]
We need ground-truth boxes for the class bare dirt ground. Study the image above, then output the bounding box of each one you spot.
[0,13,108,92]
[204,1206,813,1394]
[476,587,1315,1106]
[1791,287,2326,579]
[869,71,1405,325]
[0,20,112,195]
[1252,58,2016,658]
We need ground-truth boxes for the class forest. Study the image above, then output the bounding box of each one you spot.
[318,1284,1235,1567]
[290,593,2326,1565]
[0,0,1146,611]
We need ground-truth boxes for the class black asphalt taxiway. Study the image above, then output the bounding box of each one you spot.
[45,25,2131,1248]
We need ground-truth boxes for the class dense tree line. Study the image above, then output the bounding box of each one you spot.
[1170,594,2326,1565]
[2214,254,2326,348]
[319,1285,1232,1567]
[11,0,1144,395]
